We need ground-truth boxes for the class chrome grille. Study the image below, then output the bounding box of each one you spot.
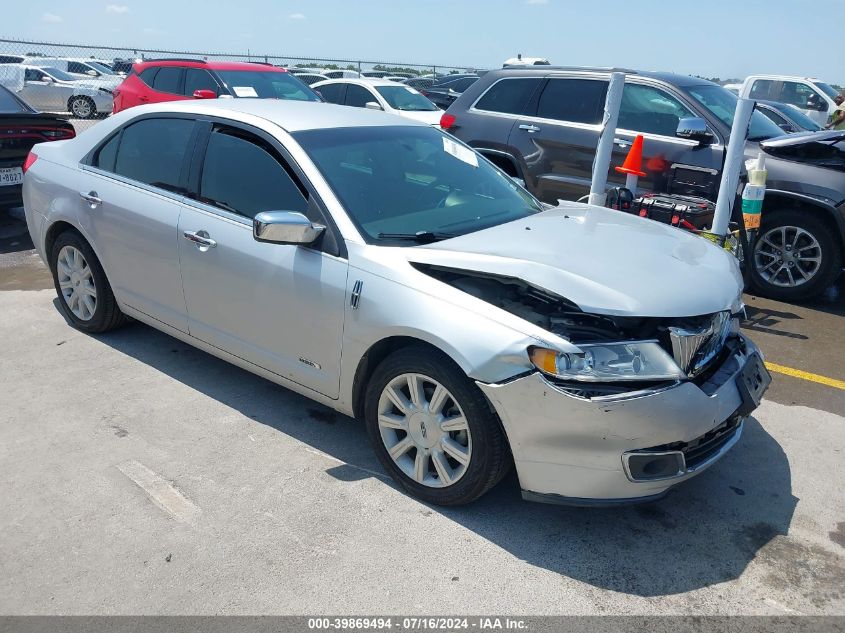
[669,311,731,376]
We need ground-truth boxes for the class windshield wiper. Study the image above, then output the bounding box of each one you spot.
[377,231,455,243]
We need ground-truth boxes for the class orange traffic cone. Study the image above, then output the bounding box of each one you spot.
[615,135,646,178]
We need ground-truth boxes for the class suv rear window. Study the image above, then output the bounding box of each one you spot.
[152,67,182,94]
[536,78,608,124]
[475,78,542,115]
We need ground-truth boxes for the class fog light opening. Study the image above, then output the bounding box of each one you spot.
[625,451,685,482]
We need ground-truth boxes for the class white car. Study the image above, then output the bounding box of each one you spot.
[0,65,113,119]
[24,57,123,87]
[323,69,361,79]
[739,75,842,127]
[312,78,442,126]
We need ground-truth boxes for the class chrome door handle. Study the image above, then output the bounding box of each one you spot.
[182,230,217,248]
[79,191,102,208]
[519,124,540,133]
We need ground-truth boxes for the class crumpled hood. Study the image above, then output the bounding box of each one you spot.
[760,130,845,173]
[406,202,743,318]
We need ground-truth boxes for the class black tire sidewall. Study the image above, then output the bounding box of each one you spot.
[50,232,114,332]
[749,209,842,301]
[364,346,509,506]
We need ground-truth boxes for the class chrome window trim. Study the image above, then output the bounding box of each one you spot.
[80,165,190,206]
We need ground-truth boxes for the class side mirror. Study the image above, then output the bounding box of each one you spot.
[253,211,325,245]
[42,76,54,83]
[364,101,383,111]
[193,89,217,99]
[676,117,713,144]
[86,69,98,76]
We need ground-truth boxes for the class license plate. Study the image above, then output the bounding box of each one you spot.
[0,167,23,187]
[736,352,772,416]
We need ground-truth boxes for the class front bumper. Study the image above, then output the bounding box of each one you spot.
[478,334,762,505]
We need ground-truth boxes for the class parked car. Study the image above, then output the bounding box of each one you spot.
[0,84,74,210]
[112,59,319,113]
[0,65,113,119]
[420,74,479,109]
[361,71,391,78]
[312,78,442,125]
[22,99,767,506]
[323,70,361,79]
[442,66,845,301]
[0,55,27,65]
[756,100,822,134]
[722,82,742,95]
[293,73,330,86]
[740,75,842,127]
[111,58,140,75]
[24,57,122,86]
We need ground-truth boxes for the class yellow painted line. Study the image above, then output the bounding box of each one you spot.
[765,362,845,391]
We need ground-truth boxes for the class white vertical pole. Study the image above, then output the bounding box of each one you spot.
[588,72,625,207]
[712,98,755,238]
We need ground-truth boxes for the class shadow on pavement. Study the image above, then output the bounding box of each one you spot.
[87,317,796,598]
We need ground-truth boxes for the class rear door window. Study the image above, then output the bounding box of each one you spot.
[474,78,542,115]
[617,83,696,137]
[749,79,775,100]
[316,82,345,104]
[112,118,195,192]
[152,67,183,94]
[536,78,608,124]
[198,126,308,219]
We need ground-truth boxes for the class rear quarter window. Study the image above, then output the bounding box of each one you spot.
[474,78,542,115]
[112,118,195,192]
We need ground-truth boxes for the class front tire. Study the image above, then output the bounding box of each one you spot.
[69,96,96,119]
[50,231,127,333]
[364,346,511,505]
[749,209,842,301]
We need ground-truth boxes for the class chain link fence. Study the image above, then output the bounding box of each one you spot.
[0,36,478,79]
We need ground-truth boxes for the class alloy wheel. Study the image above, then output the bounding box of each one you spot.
[753,225,822,288]
[57,245,97,320]
[377,373,472,488]
[71,98,92,118]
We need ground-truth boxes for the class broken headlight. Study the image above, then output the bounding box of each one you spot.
[529,341,685,382]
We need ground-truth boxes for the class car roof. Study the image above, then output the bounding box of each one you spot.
[312,78,404,88]
[480,66,713,87]
[131,98,427,132]
[745,74,823,82]
[135,59,287,72]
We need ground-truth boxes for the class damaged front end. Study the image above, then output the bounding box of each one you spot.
[413,263,742,400]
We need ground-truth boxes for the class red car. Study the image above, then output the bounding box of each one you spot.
[112,59,320,113]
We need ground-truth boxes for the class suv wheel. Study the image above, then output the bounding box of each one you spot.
[364,346,511,505]
[749,209,842,301]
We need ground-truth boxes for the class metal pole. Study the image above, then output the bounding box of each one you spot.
[712,97,755,238]
[588,72,625,207]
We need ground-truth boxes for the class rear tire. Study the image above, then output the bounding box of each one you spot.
[749,209,841,301]
[50,231,127,333]
[364,345,511,505]
[69,96,96,119]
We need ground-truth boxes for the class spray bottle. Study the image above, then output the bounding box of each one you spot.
[742,153,767,244]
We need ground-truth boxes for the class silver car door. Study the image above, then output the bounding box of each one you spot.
[19,69,57,111]
[178,124,348,398]
[78,116,196,332]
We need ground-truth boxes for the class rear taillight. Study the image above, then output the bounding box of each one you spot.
[22,152,38,174]
[440,113,456,130]
[41,127,75,139]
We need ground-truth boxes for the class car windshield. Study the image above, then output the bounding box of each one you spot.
[685,84,785,141]
[294,126,543,244]
[43,68,76,82]
[214,70,319,101]
[816,82,840,100]
[775,104,822,131]
[375,85,437,111]
[87,61,116,75]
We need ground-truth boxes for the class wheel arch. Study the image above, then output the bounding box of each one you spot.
[43,220,108,278]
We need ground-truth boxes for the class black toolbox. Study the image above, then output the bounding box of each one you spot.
[629,194,716,230]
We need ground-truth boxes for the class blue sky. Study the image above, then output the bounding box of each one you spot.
[7,1,843,83]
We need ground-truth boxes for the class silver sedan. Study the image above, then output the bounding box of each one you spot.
[21,99,770,505]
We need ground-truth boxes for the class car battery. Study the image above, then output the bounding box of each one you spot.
[630,194,716,231]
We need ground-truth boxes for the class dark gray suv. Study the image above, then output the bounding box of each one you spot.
[442,67,845,301]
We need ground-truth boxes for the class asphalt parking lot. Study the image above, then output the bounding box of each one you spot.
[0,206,843,615]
